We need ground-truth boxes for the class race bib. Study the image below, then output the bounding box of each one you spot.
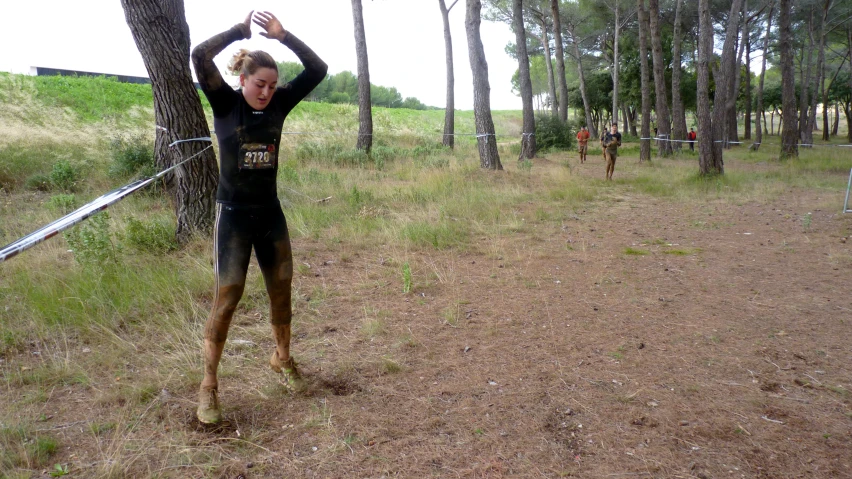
[239,143,277,170]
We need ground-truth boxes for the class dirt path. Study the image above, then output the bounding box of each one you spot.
[3,156,851,478]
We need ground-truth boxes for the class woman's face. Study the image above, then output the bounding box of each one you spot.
[240,67,278,110]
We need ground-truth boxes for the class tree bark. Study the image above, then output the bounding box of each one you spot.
[439,0,458,149]
[847,27,852,143]
[697,0,717,173]
[120,0,218,244]
[612,3,620,125]
[753,3,773,151]
[798,8,814,144]
[813,0,831,142]
[466,0,502,170]
[670,0,687,150]
[743,5,752,140]
[551,0,569,122]
[638,0,652,162]
[727,1,747,147]
[566,22,597,138]
[779,0,798,158]
[352,0,373,152]
[513,0,536,160]
[648,0,672,156]
[537,18,558,117]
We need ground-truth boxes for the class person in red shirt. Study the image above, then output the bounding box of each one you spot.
[687,127,697,151]
[576,126,591,163]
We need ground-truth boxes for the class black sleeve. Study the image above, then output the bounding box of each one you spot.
[191,24,250,117]
[275,32,329,112]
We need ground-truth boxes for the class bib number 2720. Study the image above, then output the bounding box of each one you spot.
[239,143,277,170]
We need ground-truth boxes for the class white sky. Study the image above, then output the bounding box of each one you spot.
[0,0,522,110]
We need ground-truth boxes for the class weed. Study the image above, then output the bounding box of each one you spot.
[624,247,649,256]
[519,159,533,172]
[402,262,412,293]
[64,212,120,266]
[109,135,155,179]
[123,216,177,254]
[48,160,78,191]
[802,212,812,230]
[47,194,77,213]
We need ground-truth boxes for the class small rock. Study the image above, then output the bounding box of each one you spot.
[647,401,659,407]
[311,446,318,452]
[679,420,689,426]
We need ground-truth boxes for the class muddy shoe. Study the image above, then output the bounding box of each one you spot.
[197,387,222,424]
[270,351,306,391]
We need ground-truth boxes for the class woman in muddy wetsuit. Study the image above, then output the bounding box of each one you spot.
[191,11,327,424]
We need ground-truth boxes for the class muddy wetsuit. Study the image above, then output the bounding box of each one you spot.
[191,24,327,358]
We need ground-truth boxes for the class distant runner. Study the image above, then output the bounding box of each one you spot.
[602,123,622,181]
[576,126,590,163]
[688,127,697,151]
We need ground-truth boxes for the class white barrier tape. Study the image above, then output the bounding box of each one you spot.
[0,140,213,263]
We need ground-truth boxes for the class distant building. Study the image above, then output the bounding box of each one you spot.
[28,66,233,89]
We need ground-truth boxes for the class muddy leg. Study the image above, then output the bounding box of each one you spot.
[202,284,245,390]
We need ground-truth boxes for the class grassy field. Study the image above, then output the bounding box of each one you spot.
[1,73,851,478]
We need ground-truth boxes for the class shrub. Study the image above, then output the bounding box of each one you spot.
[535,115,573,152]
[25,174,52,191]
[123,217,178,254]
[49,160,78,191]
[47,194,77,213]
[64,212,120,266]
[109,135,155,179]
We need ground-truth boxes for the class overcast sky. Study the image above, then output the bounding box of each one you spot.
[0,0,523,110]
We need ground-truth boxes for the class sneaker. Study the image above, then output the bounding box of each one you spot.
[270,351,306,391]
[197,387,222,424]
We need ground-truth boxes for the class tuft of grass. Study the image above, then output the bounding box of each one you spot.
[624,247,649,256]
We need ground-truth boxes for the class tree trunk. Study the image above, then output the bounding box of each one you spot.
[612,3,620,126]
[798,8,814,144]
[832,101,839,136]
[120,0,218,244]
[699,0,742,174]
[628,106,638,136]
[567,23,596,138]
[551,0,569,122]
[753,3,773,151]
[638,0,652,163]
[538,19,558,117]
[622,103,630,135]
[648,0,672,156]
[466,0,502,170]
[713,0,744,162]
[848,27,852,143]
[779,0,798,158]
[352,0,373,153]
[670,0,687,151]
[813,0,831,142]
[743,5,752,141]
[697,0,718,173]
[512,0,536,160]
[727,1,747,147]
[439,0,457,149]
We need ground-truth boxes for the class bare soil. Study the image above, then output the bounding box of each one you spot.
[3,153,852,478]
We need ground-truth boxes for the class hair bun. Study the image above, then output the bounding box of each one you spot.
[228,49,251,75]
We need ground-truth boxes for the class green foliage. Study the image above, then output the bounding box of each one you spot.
[535,115,574,151]
[64,212,120,266]
[47,194,77,213]
[109,134,155,179]
[33,75,153,123]
[0,424,58,470]
[48,160,78,192]
[402,262,412,293]
[24,174,52,191]
[518,159,533,172]
[123,216,178,254]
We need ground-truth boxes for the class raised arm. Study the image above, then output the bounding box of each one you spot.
[191,13,252,111]
[253,11,329,106]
